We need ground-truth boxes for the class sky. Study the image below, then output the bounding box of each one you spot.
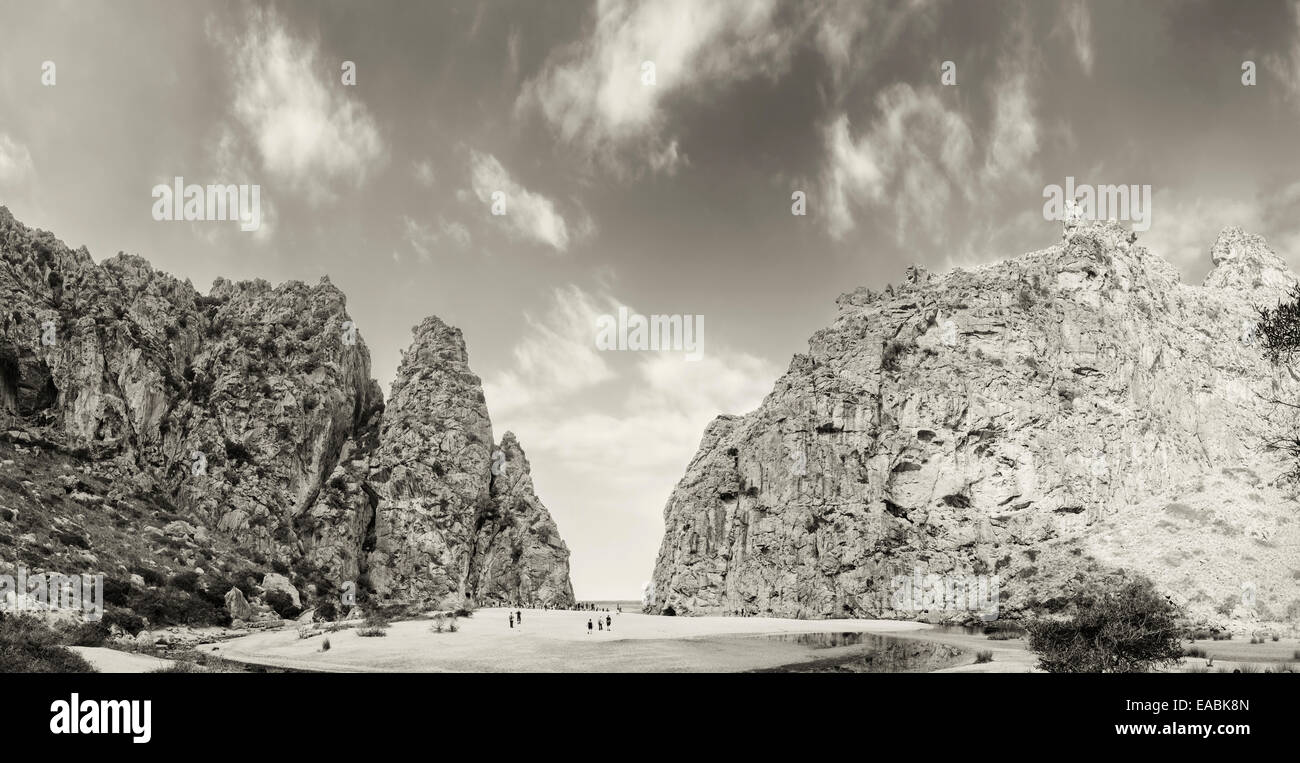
[3,0,1300,598]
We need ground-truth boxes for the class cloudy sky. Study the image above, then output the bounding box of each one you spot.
[3,0,1300,598]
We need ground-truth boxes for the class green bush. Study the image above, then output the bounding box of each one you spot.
[1026,575,1186,673]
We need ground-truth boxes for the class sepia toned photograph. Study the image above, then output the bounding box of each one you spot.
[0,0,1295,747]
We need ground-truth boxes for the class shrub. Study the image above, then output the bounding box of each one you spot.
[974,650,994,664]
[881,339,910,372]
[1026,575,1186,673]
[169,571,201,593]
[1257,284,1300,362]
[101,577,132,607]
[1185,646,1207,658]
[321,637,330,652]
[264,590,301,620]
[128,587,226,627]
[983,621,1026,640]
[226,567,260,600]
[151,662,202,673]
[101,608,145,636]
[0,613,97,673]
[356,626,387,637]
[315,600,338,622]
[132,565,166,587]
[1017,287,1035,311]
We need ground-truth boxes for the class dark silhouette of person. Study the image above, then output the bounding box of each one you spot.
[509,614,514,628]
[516,610,522,624]
[587,619,593,635]
[606,615,611,630]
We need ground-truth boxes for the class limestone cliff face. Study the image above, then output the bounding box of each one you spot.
[363,317,574,608]
[0,207,573,612]
[650,220,1300,627]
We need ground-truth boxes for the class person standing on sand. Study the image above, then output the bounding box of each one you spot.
[598,619,603,631]
[517,610,522,624]
[587,619,593,635]
[509,613,514,628]
[605,615,611,630]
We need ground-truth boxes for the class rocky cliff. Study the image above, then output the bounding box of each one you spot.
[0,207,573,624]
[650,218,1300,628]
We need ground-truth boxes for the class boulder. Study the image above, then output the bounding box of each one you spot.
[224,587,254,621]
[260,573,301,609]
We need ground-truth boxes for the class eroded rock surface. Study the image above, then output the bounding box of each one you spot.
[0,207,573,616]
[650,220,1300,628]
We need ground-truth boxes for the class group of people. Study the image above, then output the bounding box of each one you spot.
[570,601,621,613]
[503,605,620,635]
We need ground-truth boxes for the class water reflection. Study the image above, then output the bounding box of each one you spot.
[743,631,969,673]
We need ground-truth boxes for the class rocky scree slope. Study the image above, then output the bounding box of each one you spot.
[650,219,1300,629]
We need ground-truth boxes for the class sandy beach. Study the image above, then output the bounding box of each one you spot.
[68,646,174,673]
[209,607,1039,673]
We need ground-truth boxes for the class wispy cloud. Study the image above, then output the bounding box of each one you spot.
[821,85,975,242]
[483,285,617,415]
[516,0,793,175]
[1061,0,1094,76]
[211,5,386,203]
[819,15,1042,244]
[1267,0,1300,105]
[470,150,572,252]
[402,215,472,262]
[0,133,34,188]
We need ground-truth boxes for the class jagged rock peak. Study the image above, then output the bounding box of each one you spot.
[0,208,575,625]
[1204,225,1293,293]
